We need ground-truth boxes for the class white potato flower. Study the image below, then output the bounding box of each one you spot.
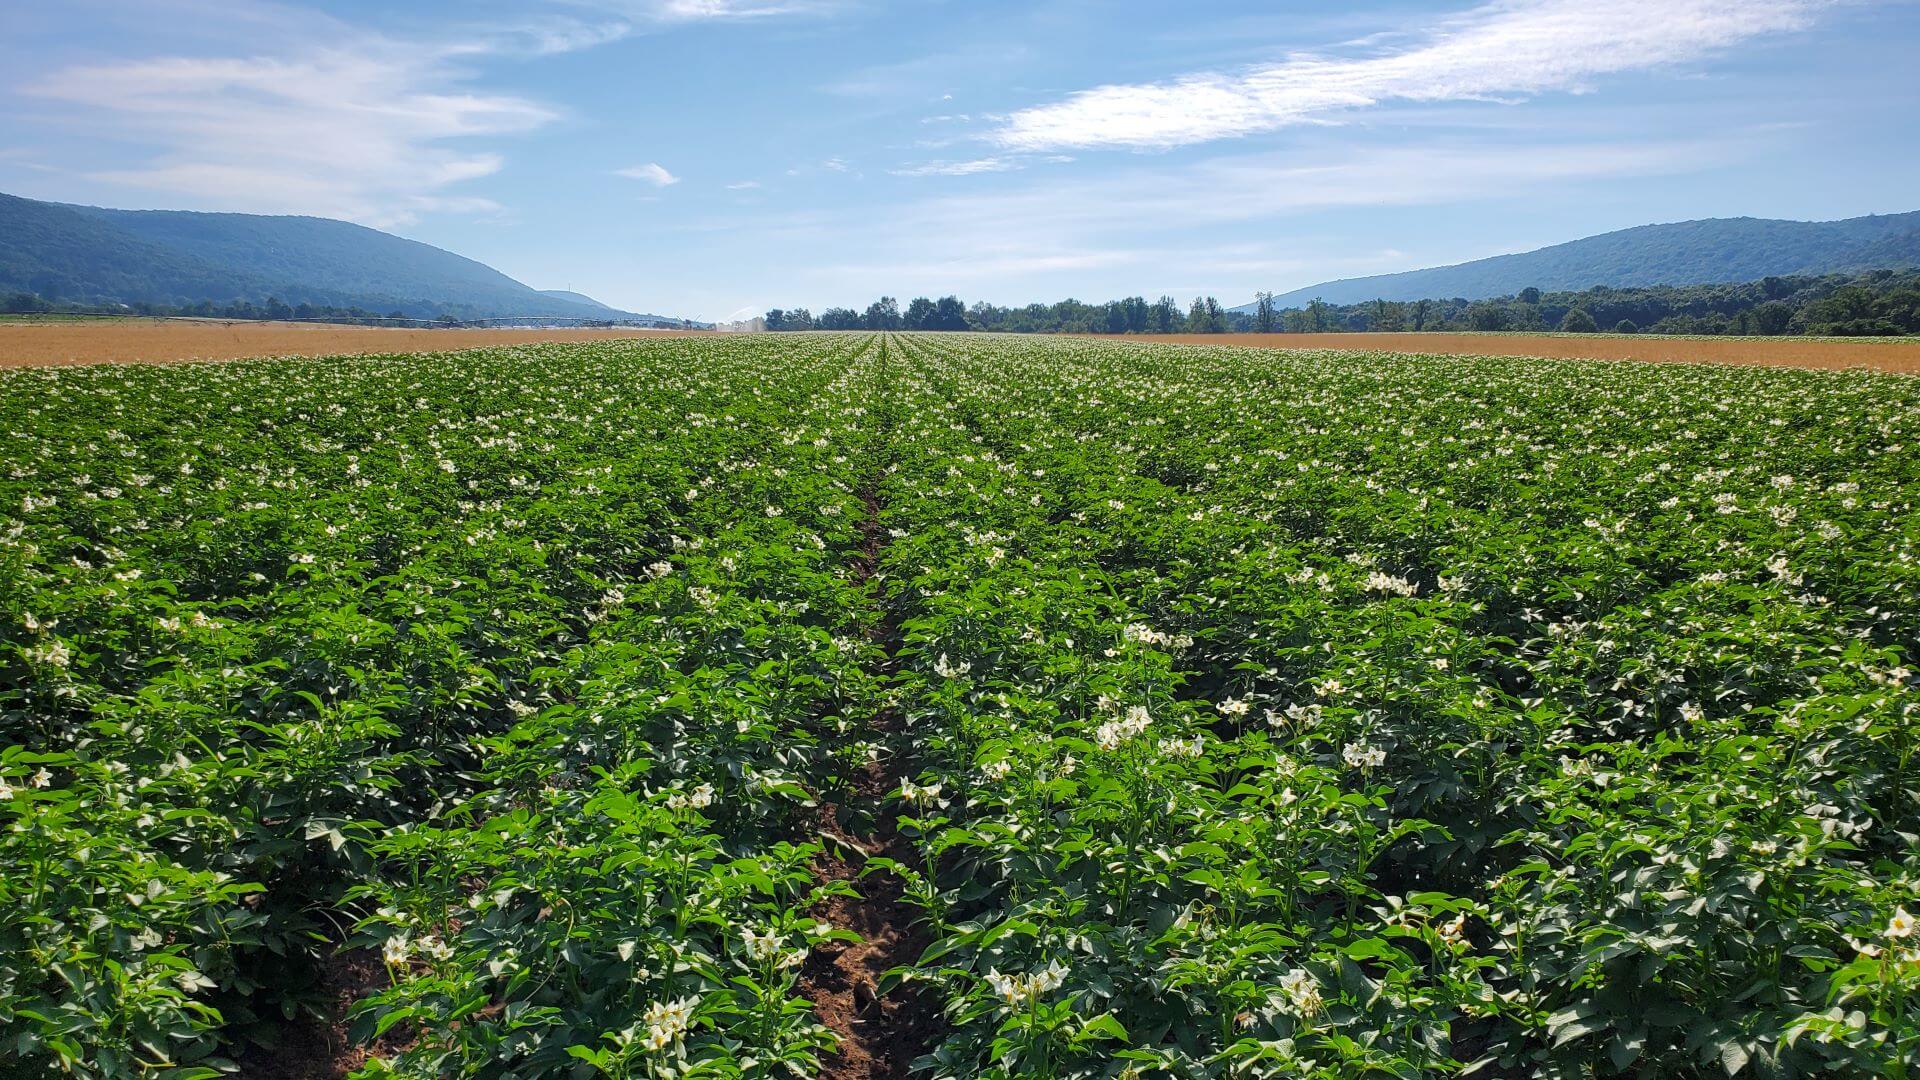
[1342,741,1386,769]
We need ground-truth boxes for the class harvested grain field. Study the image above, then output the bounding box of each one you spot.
[1086,332,1920,374]
[0,318,705,368]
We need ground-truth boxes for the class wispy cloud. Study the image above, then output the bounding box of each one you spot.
[11,0,825,226]
[890,157,1021,178]
[725,180,763,190]
[505,19,635,55]
[784,157,858,179]
[752,132,1744,303]
[917,138,1730,240]
[29,40,556,226]
[994,0,1827,152]
[565,0,849,23]
[617,162,681,186]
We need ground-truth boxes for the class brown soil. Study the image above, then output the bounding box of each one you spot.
[803,747,940,1080]
[234,949,399,1079]
[798,415,941,1078]
[1082,332,1920,374]
[0,318,707,368]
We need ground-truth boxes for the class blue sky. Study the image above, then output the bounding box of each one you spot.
[2,0,1916,321]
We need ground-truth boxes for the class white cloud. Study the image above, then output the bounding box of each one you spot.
[890,157,1020,178]
[618,162,681,186]
[919,139,1726,240]
[27,37,556,226]
[994,0,1827,152]
[656,0,825,16]
[726,180,764,190]
[566,0,846,23]
[780,156,864,180]
[753,133,1741,304]
[508,19,636,55]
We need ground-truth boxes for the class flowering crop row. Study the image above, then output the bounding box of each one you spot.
[875,335,1918,1078]
[4,332,1917,1079]
[2,337,895,1078]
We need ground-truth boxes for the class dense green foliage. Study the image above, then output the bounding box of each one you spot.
[770,271,1920,338]
[873,336,1919,1078]
[765,296,1229,336]
[3,335,1917,1078]
[0,193,680,324]
[1,338,888,1077]
[0,291,682,329]
[766,297,971,333]
[1246,212,1920,309]
[1272,270,1920,337]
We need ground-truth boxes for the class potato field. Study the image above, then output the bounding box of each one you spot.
[2,334,1917,1079]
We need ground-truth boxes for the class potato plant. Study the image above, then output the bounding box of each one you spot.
[2,337,888,1078]
[3,333,1916,1078]
[875,335,1919,1079]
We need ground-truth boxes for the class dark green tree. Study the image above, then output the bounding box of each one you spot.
[1152,296,1182,333]
[1372,299,1407,332]
[1467,302,1510,331]
[1753,301,1793,335]
[1558,308,1598,333]
[1204,297,1226,332]
[863,296,902,330]
[933,296,968,330]
[1254,291,1277,333]
[903,297,938,329]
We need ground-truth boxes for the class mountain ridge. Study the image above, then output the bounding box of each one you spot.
[0,192,692,325]
[537,289,618,310]
[1237,212,1920,312]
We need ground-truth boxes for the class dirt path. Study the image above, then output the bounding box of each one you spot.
[0,318,707,368]
[801,344,939,1079]
[1080,331,1920,374]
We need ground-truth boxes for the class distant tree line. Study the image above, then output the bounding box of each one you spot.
[764,294,1236,334]
[4,292,416,323]
[764,269,1920,338]
[1,292,694,329]
[765,295,973,332]
[1281,270,1920,337]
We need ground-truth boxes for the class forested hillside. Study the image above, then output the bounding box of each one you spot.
[1237,213,1920,309]
[0,192,679,323]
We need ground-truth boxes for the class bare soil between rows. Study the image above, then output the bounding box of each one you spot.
[1082,331,1920,374]
[0,318,708,368]
[233,948,400,1079]
[803,741,940,1080]
[800,377,940,1079]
